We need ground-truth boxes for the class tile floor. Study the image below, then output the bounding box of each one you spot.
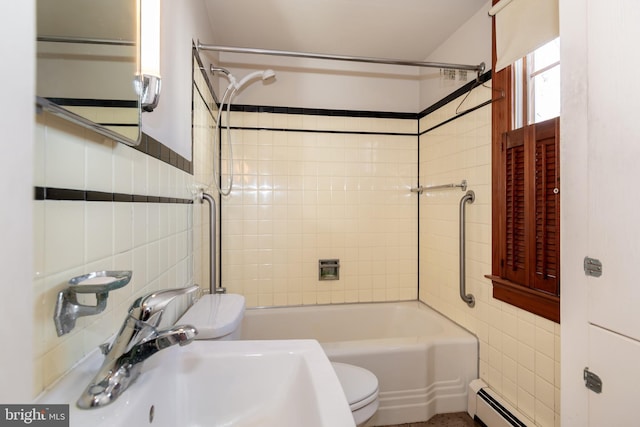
[380,412,483,427]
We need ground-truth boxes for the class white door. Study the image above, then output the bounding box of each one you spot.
[586,0,640,342]
[587,325,640,426]
[562,0,640,425]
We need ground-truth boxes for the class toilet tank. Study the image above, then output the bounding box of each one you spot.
[177,293,245,340]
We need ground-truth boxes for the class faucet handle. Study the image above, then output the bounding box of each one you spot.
[133,285,200,323]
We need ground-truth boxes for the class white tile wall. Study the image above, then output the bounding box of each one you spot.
[33,105,200,396]
[220,113,418,307]
[418,83,561,427]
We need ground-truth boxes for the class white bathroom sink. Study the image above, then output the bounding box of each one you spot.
[37,340,355,427]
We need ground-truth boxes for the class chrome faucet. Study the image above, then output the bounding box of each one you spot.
[77,286,200,409]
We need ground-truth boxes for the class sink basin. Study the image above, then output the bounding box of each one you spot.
[37,340,355,427]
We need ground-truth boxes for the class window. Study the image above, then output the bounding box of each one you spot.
[489,34,560,322]
[513,38,560,128]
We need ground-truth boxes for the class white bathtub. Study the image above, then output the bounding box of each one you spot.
[240,301,478,426]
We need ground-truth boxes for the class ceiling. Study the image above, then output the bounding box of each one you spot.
[203,0,488,62]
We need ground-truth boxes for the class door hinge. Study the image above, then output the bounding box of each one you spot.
[584,257,603,278]
[584,367,603,393]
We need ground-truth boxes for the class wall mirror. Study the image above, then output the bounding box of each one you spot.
[36,0,142,146]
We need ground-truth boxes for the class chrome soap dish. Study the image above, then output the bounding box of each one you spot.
[54,271,132,336]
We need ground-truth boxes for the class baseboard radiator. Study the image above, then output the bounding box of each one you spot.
[467,380,532,427]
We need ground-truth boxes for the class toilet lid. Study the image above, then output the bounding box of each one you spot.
[332,362,379,411]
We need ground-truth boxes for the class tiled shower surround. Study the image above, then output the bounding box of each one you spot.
[219,111,418,306]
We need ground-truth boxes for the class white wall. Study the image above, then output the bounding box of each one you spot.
[0,0,35,403]
[419,0,492,110]
[142,0,217,160]
[214,52,421,113]
[204,2,491,114]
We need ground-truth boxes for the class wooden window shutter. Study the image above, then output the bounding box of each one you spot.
[490,117,560,323]
[502,128,527,285]
[532,118,560,294]
[499,118,559,294]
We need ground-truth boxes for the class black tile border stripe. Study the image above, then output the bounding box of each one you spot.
[417,70,493,136]
[34,187,193,204]
[34,187,45,200]
[419,98,493,136]
[418,70,492,119]
[135,133,193,175]
[227,126,416,137]
[114,193,134,203]
[86,191,113,202]
[229,104,417,120]
[44,188,84,201]
[223,70,491,123]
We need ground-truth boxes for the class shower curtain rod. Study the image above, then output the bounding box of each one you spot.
[197,41,486,75]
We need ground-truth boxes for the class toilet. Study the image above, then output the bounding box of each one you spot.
[332,362,379,427]
[178,294,380,425]
[176,293,246,340]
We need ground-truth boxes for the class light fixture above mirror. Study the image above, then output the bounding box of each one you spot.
[139,0,162,112]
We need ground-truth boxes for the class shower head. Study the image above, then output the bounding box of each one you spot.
[210,66,276,93]
[234,69,276,90]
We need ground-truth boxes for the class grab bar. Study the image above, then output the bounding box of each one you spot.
[410,180,467,195]
[459,190,475,307]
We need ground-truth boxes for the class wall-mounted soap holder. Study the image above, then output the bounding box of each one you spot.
[54,271,132,336]
[319,259,340,281]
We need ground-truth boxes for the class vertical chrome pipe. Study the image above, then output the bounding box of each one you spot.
[200,192,225,294]
[459,190,476,307]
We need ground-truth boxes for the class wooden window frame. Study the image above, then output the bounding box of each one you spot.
[487,3,560,323]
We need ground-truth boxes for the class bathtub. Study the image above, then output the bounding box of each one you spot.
[240,301,478,426]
